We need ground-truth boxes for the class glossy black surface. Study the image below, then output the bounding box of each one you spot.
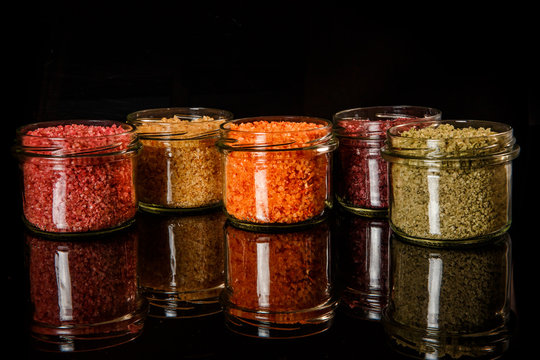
[7,3,537,359]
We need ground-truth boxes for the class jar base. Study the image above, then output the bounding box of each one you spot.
[30,301,147,352]
[382,311,514,360]
[389,222,512,248]
[142,285,224,319]
[336,200,388,218]
[225,212,329,232]
[340,287,388,322]
[138,201,222,215]
[22,216,137,239]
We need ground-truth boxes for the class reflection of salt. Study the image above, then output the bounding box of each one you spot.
[168,224,177,287]
[256,241,271,307]
[55,249,73,321]
[427,256,443,329]
[368,226,382,290]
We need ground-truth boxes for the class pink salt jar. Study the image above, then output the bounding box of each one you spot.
[13,120,142,235]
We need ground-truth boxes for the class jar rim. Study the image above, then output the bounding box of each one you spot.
[127,107,232,139]
[14,119,140,158]
[334,105,442,120]
[220,115,333,134]
[217,116,337,153]
[127,107,233,123]
[381,119,520,162]
[387,119,513,137]
[333,105,442,139]
[16,119,137,139]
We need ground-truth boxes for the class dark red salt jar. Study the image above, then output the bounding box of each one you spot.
[13,120,141,235]
[333,106,441,216]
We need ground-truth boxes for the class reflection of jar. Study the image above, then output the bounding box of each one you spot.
[137,210,226,318]
[383,233,513,359]
[337,210,390,321]
[217,116,338,230]
[222,220,337,338]
[127,107,233,213]
[13,120,141,235]
[25,226,147,351]
[334,106,441,216]
[381,120,520,244]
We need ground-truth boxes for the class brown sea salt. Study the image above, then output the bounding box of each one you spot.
[133,115,225,211]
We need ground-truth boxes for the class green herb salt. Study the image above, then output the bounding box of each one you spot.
[382,122,518,242]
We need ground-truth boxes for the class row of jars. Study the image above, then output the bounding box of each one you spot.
[24,208,514,357]
[12,106,520,245]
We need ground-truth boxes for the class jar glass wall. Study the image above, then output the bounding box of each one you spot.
[383,233,513,359]
[127,107,233,213]
[217,116,338,230]
[25,226,147,352]
[381,119,520,244]
[333,105,441,216]
[13,120,141,235]
[137,210,226,318]
[222,220,337,338]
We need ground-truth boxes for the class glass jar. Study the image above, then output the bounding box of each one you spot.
[222,220,337,338]
[217,116,338,230]
[127,107,233,213]
[25,226,147,352]
[13,120,141,235]
[137,209,226,318]
[383,233,513,359]
[336,209,390,321]
[381,119,520,244]
[333,105,441,216]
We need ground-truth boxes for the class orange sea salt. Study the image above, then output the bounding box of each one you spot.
[222,120,334,225]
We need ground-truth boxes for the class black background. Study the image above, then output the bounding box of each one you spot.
[7,1,538,359]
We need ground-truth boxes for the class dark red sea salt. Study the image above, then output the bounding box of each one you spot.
[335,118,409,212]
[19,123,138,233]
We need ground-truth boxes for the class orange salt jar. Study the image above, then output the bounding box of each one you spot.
[217,116,338,229]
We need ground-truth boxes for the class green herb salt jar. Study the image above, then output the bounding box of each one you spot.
[381,120,520,245]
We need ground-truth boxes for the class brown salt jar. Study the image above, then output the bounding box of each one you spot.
[127,107,233,213]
